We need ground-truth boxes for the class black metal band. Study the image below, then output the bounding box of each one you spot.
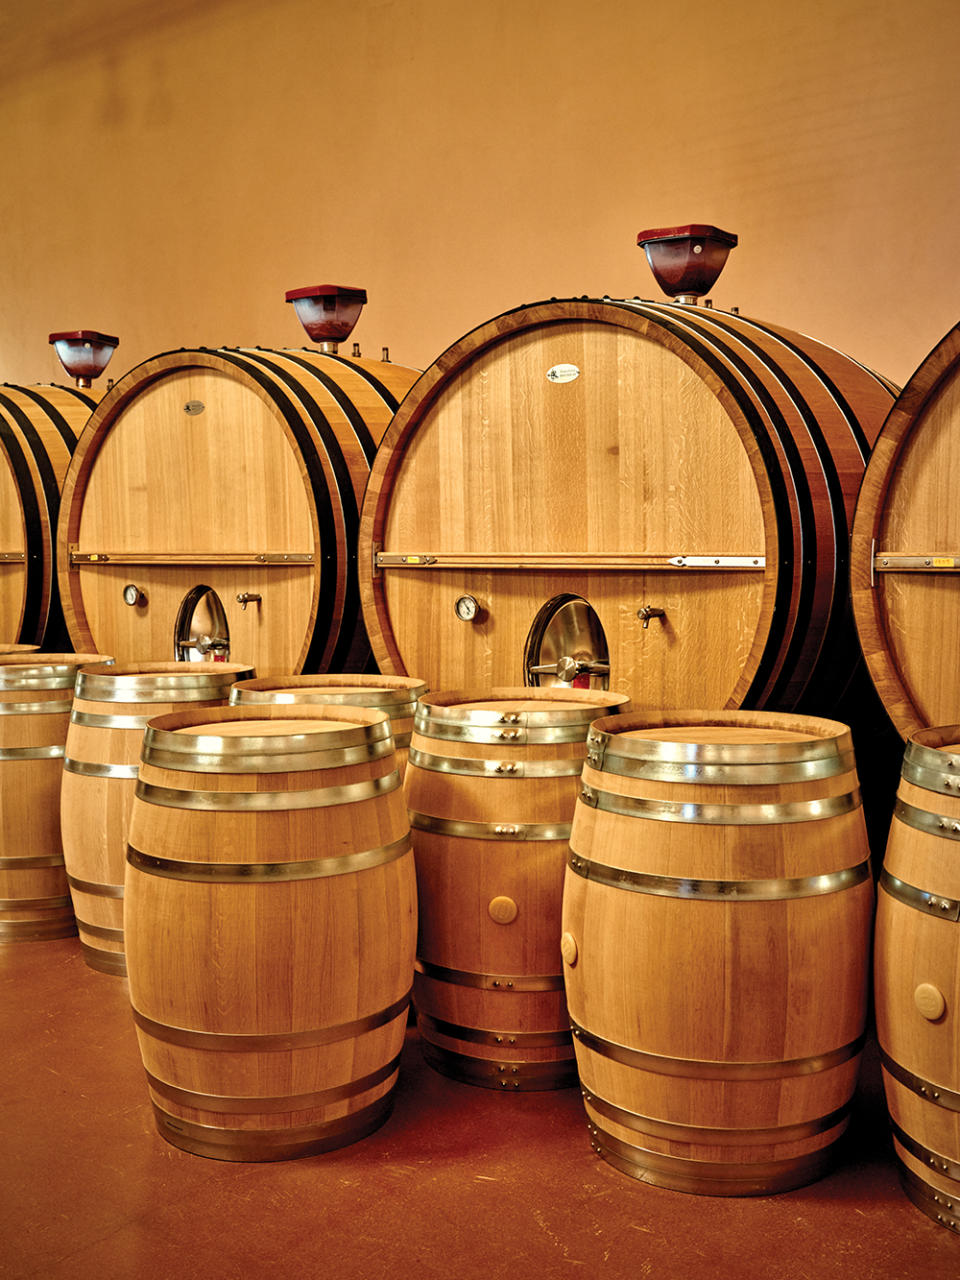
[132,989,411,1051]
[151,1091,395,1161]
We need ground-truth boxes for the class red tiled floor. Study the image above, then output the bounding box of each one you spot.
[1,938,957,1279]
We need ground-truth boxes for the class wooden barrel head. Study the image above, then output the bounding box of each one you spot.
[361,299,894,711]
[0,383,96,647]
[57,348,418,674]
[852,321,960,738]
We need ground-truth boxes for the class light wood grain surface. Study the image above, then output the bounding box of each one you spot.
[361,300,894,711]
[124,704,416,1160]
[562,710,873,1193]
[875,732,960,1210]
[852,322,960,738]
[406,687,628,1089]
[57,349,417,674]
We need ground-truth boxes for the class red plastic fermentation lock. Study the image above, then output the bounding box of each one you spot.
[285,285,367,350]
[636,225,738,303]
[48,330,119,387]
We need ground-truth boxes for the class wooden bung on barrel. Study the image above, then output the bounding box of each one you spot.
[874,726,960,1235]
[561,710,873,1195]
[57,289,418,675]
[360,227,896,710]
[230,673,427,777]
[60,661,255,975]
[0,652,110,942]
[851,321,960,739]
[124,704,416,1161]
[406,687,629,1090]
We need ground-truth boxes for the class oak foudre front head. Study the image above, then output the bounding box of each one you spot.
[0,338,107,648]
[359,226,894,710]
[55,289,418,674]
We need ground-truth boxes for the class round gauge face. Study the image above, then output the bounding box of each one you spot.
[455,594,479,622]
[122,583,140,606]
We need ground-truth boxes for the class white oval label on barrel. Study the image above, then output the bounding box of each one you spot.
[546,363,580,384]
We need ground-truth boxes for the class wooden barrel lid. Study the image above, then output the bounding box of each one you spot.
[230,673,427,707]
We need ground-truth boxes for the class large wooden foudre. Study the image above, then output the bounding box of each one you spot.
[58,347,418,673]
[0,383,96,648]
[360,297,894,710]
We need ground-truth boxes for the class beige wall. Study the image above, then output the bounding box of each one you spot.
[2,0,958,389]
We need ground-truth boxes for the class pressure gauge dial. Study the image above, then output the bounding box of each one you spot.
[122,583,144,607]
[455,594,480,622]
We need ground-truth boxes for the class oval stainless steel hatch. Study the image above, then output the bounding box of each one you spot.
[174,585,230,662]
[524,594,610,689]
